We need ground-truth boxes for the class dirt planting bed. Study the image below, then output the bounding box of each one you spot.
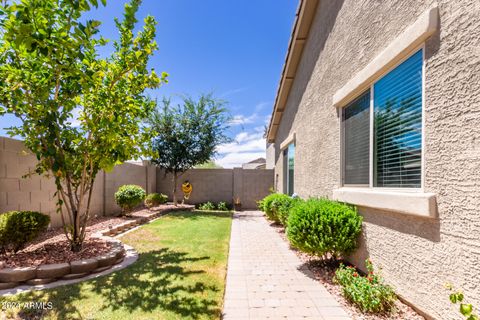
[269,222,425,320]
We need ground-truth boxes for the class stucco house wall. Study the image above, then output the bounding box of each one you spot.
[270,1,480,319]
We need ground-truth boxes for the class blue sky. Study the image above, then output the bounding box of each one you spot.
[0,0,297,167]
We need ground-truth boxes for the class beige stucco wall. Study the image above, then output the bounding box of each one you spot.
[0,137,157,226]
[156,168,274,209]
[272,1,480,319]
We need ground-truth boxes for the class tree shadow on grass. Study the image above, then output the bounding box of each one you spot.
[92,248,221,318]
[7,247,221,320]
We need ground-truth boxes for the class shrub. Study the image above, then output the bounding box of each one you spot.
[258,193,288,222]
[334,259,396,313]
[198,201,216,211]
[114,185,146,214]
[217,201,229,211]
[144,193,168,208]
[0,211,50,253]
[272,196,303,226]
[287,198,362,259]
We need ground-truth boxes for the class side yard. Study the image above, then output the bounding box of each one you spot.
[0,211,232,320]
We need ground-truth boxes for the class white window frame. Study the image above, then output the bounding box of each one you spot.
[341,44,426,192]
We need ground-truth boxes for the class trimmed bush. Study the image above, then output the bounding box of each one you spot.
[198,201,216,211]
[272,196,303,226]
[258,193,286,222]
[144,193,168,208]
[217,201,229,211]
[0,211,50,253]
[287,198,363,259]
[334,259,396,313]
[114,185,146,214]
[258,193,301,225]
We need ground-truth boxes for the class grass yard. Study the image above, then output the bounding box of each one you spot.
[0,211,232,320]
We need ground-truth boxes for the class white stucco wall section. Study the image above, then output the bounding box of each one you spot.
[333,187,437,218]
[280,133,296,150]
[333,6,439,107]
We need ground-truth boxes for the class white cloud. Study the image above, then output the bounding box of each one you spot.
[254,101,271,113]
[220,87,248,98]
[216,131,266,168]
[216,152,266,168]
[229,113,258,126]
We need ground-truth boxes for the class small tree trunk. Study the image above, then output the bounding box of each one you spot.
[172,172,177,206]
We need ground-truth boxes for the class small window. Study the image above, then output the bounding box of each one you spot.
[342,48,423,188]
[283,143,295,195]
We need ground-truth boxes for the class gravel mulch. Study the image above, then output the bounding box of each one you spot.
[268,220,425,320]
[0,203,191,269]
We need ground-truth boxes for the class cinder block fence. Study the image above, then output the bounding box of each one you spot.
[0,137,273,227]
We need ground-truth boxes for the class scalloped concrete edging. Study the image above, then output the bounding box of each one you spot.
[0,204,194,296]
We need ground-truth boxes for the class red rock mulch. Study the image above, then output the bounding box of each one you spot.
[0,203,190,269]
[269,221,425,320]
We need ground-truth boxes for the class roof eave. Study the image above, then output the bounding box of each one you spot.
[267,0,319,143]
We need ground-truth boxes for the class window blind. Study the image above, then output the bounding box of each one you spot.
[343,91,370,185]
[374,49,423,188]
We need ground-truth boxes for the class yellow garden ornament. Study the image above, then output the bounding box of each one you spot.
[182,181,192,200]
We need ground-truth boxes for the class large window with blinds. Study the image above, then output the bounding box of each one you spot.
[342,48,423,188]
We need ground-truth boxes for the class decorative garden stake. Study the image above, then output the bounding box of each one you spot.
[182,181,193,204]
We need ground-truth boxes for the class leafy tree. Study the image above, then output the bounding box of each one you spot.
[0,0,167,251]
[195,160,223,169]
[148,95,231,204]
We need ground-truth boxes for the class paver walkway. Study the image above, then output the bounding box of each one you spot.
[223,211,351,320]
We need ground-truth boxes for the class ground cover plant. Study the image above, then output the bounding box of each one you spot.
[287,198,362,259]
[0,211,232,320]
[216,201,229,211]
[334,259,397,313]
[198,202,216,211]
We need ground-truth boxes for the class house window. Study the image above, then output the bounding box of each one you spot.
[283,143,295,195]
[342,48,423,188]
[343,91,370,185]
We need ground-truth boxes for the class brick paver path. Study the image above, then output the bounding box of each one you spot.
[223,211,351,320]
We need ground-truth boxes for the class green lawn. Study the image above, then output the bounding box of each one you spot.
[1,211,232,320]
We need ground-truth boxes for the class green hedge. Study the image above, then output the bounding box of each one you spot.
[258,193,301,226]
[287,198,362,259]
[114,185,146,214]
[0,211,50,253]
[258,193,287,222]
[144,193,168,208]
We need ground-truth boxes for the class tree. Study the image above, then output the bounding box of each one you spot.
[0,0,167,251]
[195,160,223,169]
[148,94,231,204]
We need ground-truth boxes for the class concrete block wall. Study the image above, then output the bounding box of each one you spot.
[0,137,62,225]
[0,137,156,227]
[157,168,274,209]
